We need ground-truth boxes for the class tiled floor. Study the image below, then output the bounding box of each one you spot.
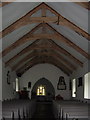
[32,101,56,120]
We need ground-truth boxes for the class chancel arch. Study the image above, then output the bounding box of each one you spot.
[31,77,55,101]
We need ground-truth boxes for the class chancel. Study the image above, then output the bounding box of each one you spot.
[0,1,90,120]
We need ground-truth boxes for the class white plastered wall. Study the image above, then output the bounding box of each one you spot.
[19,64,71,100]
[70,60,90,102]
[2,62,17,100]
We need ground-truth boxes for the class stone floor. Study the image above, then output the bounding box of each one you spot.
[31,101,56,120]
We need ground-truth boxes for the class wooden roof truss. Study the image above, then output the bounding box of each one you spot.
[1,2,90,76]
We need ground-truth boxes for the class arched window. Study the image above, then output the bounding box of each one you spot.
[37,85,45,96]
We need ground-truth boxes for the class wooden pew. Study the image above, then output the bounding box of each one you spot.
[2,99,36,120]
[53,100,89,120]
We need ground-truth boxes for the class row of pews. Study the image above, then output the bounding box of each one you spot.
[53,100,89,120]
[0,99,36,120]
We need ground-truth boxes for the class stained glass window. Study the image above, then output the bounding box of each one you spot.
[37,85,45,96]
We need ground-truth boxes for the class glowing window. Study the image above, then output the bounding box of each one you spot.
[37,85,45,96]
[84,72,90,99]
[16,78,19,92]
[72,79,76,97]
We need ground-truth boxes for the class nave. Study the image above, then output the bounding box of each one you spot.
[0,1,90,120]
[32,101,55,119]
[1,98,89,120]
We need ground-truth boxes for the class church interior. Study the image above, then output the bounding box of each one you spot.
[0,1,90,120]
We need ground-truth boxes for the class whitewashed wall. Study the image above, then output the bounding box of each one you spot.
[2,62,17,100]
[70,60,90,102]
[0,59,2,101]
[20,64,71,100]
[0,5,2,101]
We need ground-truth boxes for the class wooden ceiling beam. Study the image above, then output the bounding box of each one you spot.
[51,56,72,74]
[16,56,38,74]
[2,33,55,56]
[49,39,83,67]
[69,1,89,10]
[29,16,58,23]
[75,2,90,10]
[5,39,40,67]
[0,2,10,7]
[0,1,14,7]
[2,28,90,59]
[44,2,90,40]
[16,56,71,76]
[52,50,76,70]
[12,51,37,71]
[41,3,46,17]
[19,60,70,76]
[0,2,43,38]
[0,2,89,41]
[11,49,76,71]
[5,39,83,67]
[45,23,90,59]
[2,23,43,56]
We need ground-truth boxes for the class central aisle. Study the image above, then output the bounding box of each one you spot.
[31,101,56,119]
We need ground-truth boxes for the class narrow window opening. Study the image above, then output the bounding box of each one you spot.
[84,72,90,99]
[72,79,76,97]
[16,78,19,92]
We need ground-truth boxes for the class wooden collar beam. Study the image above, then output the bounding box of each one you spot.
[0,2,43,38]
[2,32,90,59]
[5,39,83,67]
[44,2,90,40]
[0,2,89,40]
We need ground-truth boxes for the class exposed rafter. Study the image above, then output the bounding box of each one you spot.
[45,23,90,59]
[44,2,89,40]
[16,56,72,76]
[75,2,90,10]
[2,23,90,60]
[5,40,40,67]
[49,39,83,67]
[41,3,46,17]
[5,39,83,68]
[0,2,89,41]
[0,2,43,38]
[2,2,89,76]
[18,61,70,76]
[69,1,89,10]
[2,23,43,56]
[11,49,76,71]
[0,1,14,7]
[16,53,73,74]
